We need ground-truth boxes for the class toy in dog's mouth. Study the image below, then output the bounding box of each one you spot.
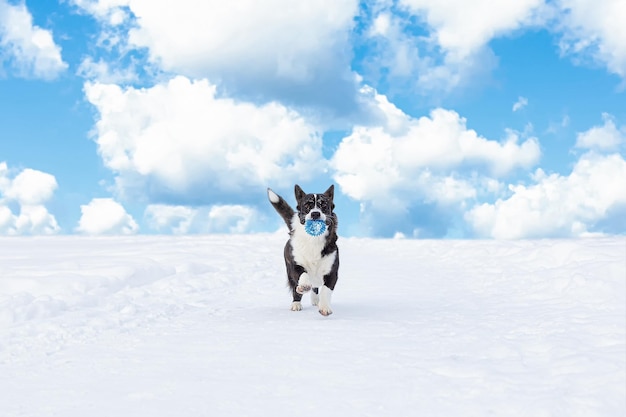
[304,219,326,236]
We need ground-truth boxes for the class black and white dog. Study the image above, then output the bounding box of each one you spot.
[267,184,339,316]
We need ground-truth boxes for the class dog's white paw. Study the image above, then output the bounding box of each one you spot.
[311,292,319,306]
[296,284,312,294]
[318,306,333,316]
[291,301,302,311]
[297,272,312,294]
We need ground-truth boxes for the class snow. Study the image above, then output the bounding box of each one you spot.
[1,234,625,416]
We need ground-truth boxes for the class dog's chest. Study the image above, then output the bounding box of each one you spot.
[290,221,336,280]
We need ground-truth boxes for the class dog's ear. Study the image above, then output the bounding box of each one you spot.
[294,184,306,202]
[324,184,335,210]
[324,184,334,201]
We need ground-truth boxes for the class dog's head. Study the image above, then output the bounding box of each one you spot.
[294,184,335,225]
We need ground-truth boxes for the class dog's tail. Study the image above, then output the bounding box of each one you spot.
[267,188,295,230]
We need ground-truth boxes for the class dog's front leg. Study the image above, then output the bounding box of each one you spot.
[290,284,304,311]
[318,285,333,316]
[311,287,319,306]
[319,264,338,316]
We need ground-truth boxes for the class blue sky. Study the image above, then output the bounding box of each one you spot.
[0,0,625,238]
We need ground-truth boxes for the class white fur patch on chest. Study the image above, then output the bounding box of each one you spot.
[290,215,336,287]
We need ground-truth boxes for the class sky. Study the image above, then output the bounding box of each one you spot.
[0,0,625,238]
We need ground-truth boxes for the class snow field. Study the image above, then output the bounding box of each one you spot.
[0,235,624,416]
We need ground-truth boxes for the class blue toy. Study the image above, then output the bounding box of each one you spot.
[305,219,327,236]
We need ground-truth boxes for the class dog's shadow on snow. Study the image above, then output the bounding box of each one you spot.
[261,301,417,321]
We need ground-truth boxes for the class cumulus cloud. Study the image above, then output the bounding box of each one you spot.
[399,0,545,61]
[0,0,67,79]
[362,0,626,95]
[0,205,12,232]
[556,0,626,79]
[72,0,361,112]
[402,0,626,82]
[145,203,259,234]
[206,205,258,234]
[332,87,540,209]
[77,198,138,235]
[575,113,625,151]
[359,0,547,95]
[145,204,195,234]
[85,76,325,203]
[401,0,626,81]
[466,152,626,239]
[0,163,60,235]
[13,205,60,235]
[3,168,58,205]
[126,0,356,76]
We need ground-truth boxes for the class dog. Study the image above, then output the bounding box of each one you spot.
[267,184,339,316]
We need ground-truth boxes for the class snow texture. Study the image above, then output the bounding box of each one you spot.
[0,235,625,416]
[304,218,326,236]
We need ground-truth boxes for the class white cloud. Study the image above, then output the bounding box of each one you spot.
[364,0,626,95]
[73,0,360,111]
[145,204,195,234]
[14,205,60,235]
[0,0,67,79]
[85,76,325,202]
[77,198,138,235]
[72,0,626,106]
[399,0,545,61]
[556,0,626,78]
[513,96,529,112]
[575,113,625,151]
[0,205,12,232]
[362,1,541,94]
[145,203,258,234]
[0,204,60,236]
[332,88,541,208]
[69,0,130,26]
[3,168,58,205]
[207,205,258,234]
[466,152,626,239]
[125,0,357,78]
[0,163,60,235]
